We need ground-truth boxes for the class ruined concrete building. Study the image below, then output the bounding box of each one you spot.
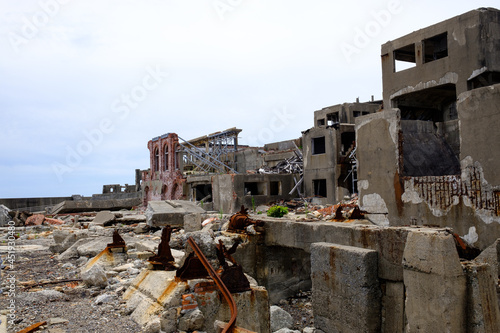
[302,100,381,204]
[357,7,500,249]
[140,129,301,212]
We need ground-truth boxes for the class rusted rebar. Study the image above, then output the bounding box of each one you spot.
[187,237,237,333]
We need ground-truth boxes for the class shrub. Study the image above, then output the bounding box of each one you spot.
[267,205,288,218]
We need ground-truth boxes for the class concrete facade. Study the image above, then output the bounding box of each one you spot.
[356,8,500,250]
[212,173,298,213]
[302,102,381,204]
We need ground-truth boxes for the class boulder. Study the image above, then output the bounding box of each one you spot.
[270,306,293,332]
[81,264,108,288]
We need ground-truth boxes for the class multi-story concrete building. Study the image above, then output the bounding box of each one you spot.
[357,7,500,249]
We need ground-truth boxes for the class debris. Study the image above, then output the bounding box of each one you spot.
[44,217,65,225]
[16,321,47,333]
[92,210,116,226]
[176,251,210,280]
[216,239,250,293]
[81,264,108,288]
[228,206,264,233]
[20,278,82,291]
[147,226,176,270]
[106,230,126,249]
[186,236,238,333]
[25,214,45,226]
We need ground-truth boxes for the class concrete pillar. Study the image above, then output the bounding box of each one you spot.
[463,262,500,332]
[402,230,466,333]
[381,281,405,333]
[311,242,381,333]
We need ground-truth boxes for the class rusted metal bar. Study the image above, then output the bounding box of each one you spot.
[187,237,237,333]
[16,321,47,333]
[148,226,176,270]
[106,229,126,249]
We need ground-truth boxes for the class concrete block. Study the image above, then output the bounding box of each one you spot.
[184,213,202,232]
[311,242,380,333]
[463,262,500,332]
[145,200,204,227]
[198,286,270,333]
[403,230,466,333]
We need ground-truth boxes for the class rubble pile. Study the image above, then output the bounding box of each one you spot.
[0,205,319,333]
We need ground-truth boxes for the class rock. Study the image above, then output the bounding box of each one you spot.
[95,293,115,305]
[178,308,204,331]
[92,211,116,226]
[181,230,216,259]
[135,240,158,253]
[274,329,301,333]
[61,263,75,270]
[0,205,11,226]
[76,257,88,267]
[134,222,149,234]
[270,306,294,332]
[160,308,177,333]
[26,214,45,226]
[81,264,108,288]
[17,290,67,303]
[48,317,69,325]
[76,237,110,257]
[52,229,71,245]
[302,328,317,333]
[58,238,93,260]
[142,317,161,333]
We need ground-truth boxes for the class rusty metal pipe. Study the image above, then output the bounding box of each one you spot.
[187,237,237,333]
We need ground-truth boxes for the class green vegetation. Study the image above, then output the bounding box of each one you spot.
[267,205,289,218]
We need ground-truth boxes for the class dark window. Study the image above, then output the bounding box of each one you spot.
[317,119,325,126]
[312,137,326,155]
[394,43,416,72]
[270,181,281,195]
[423,33,448,63]
[327,113,339,126]
[154,148,159,172]
[195,184,212,202]
[244,182,267,195]
[353,111,361,118]
[313,179,327,197]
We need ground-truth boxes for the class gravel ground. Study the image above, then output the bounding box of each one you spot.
[278,291,314,331]
[0,237,141,333]
[1,232,316,333]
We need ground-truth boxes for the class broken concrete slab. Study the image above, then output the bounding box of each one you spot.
[0,205,11,226]
[145,200,205,228]
[92,211,115,226]
[49,197,141,214]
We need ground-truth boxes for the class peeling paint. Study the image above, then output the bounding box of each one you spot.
[358,180,369,191]
[361,193,389,214]
[468,67,488,80]
[462,227,478,245]
[401,181,423,204]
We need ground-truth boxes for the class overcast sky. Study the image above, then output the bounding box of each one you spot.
[0,0,497,198]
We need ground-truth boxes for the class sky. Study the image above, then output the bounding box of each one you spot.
[0,0,497,198]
